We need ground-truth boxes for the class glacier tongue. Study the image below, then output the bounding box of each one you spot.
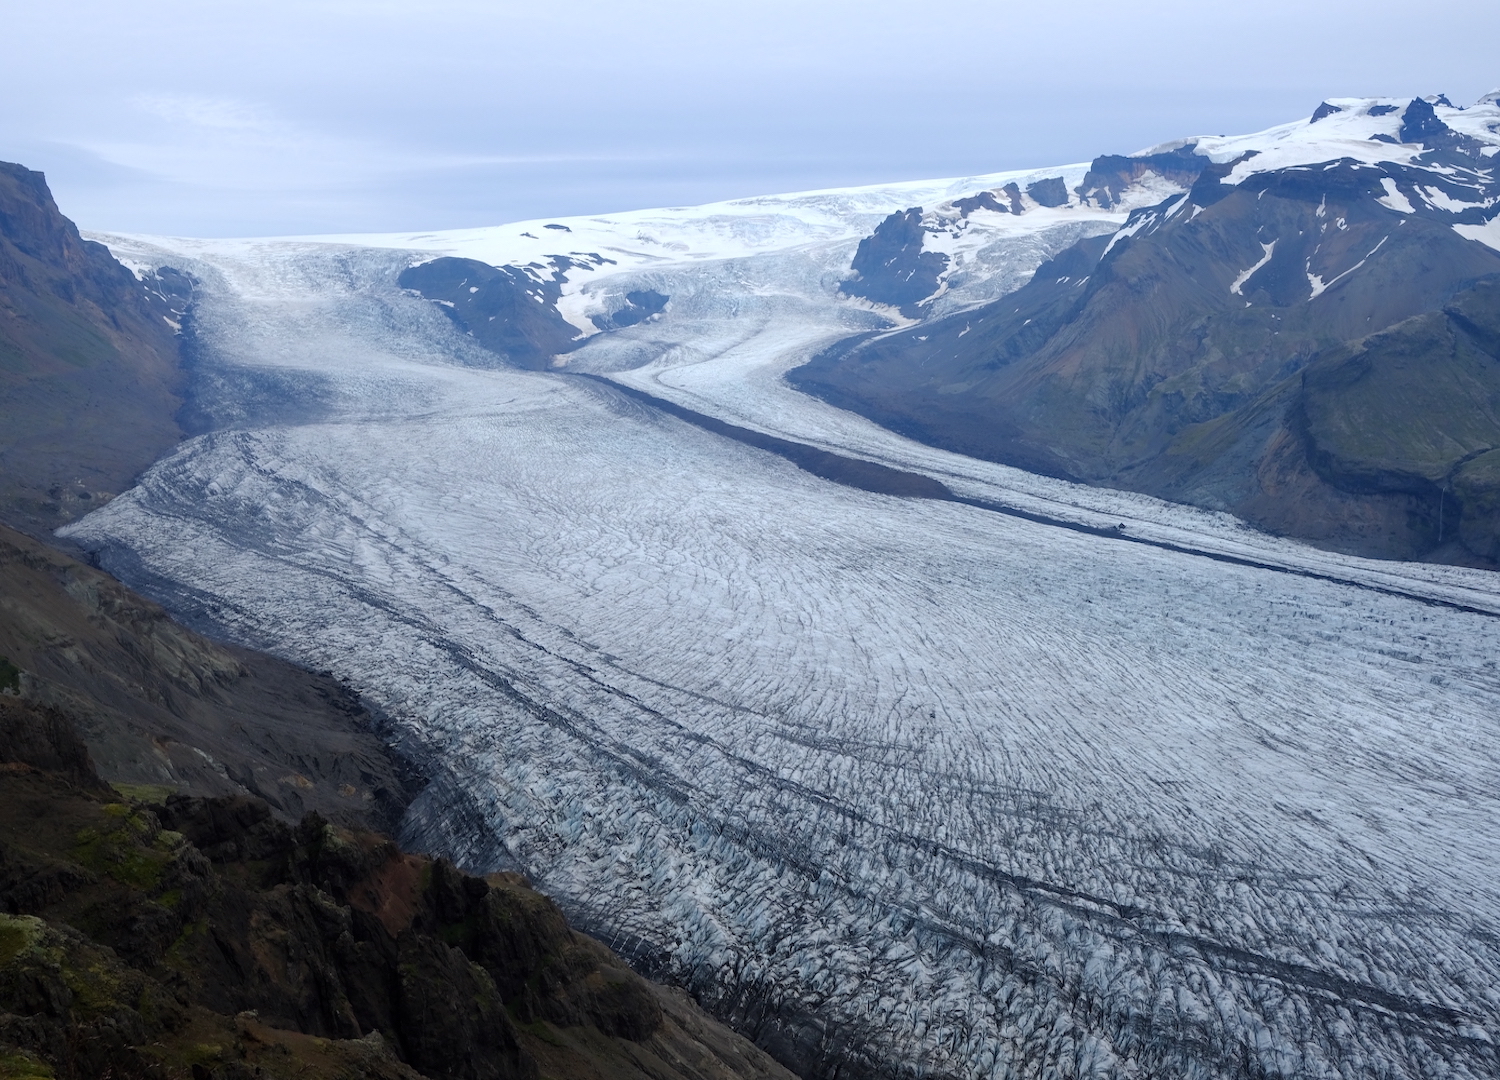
[63,219,1500,1080]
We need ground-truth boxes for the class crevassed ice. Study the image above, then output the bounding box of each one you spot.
[64,227,1500,1080]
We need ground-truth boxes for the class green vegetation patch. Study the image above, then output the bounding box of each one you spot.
[0,914,42,966]
[165,917,209,970]
[0,1048,55,1079]
[111,782,178,806]
[1302,317,1500,482]
[62,953,127,1015]
[512,1015,567,1048]
[72,812,173,892]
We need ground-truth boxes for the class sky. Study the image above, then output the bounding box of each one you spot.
[2,0,1497,237]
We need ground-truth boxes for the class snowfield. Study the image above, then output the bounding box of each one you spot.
[70,107,1500,1079]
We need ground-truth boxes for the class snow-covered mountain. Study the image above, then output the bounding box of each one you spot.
[304,162,1142,368]
[795,94,1500,563]
[348,94,1500,364]
[63,94,1500,1080]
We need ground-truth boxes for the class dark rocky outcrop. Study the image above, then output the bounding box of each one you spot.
[1399,96,1449,145]
[1024,177,1069,208]
[0,699,110,796]
[1073,145,1207,209]
[399,258,673,367]
[839,208,949,315]
[591,289,669,331]
[0,162,189,540]
[952,187,1018,217]
[397,256,579,368]
[0,702,798,1080]
[396,254,637,369]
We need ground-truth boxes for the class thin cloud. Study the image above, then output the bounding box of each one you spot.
[69,96,674,198]
[131,93,277,132]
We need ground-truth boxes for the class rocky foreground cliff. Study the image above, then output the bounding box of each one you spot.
[0,696,794,1080]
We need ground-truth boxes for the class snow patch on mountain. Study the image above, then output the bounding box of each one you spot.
[1230,241,1275,295]
[1198,94,1500,179]
[1457,216,1500,252]
[308,169,1111,339]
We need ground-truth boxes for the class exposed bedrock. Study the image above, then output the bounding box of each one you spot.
[0,697,795,1080]
[794,149,1500,564]
[397,256,581,368]
[840,207,951,315]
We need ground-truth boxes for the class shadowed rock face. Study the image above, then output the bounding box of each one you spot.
[0,162,188,539]
[397,256,582,369]
[794,141,1500,564]
[839,207,950,315]
[591,289,669,331]
[1073,145,1206,209]
[1024,177,1069,208]
[397,253,660,369]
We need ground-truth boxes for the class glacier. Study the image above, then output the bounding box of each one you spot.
[65,99,1500,1080]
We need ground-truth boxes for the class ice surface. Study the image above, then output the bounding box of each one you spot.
[68,150,1500,1079]
[1198,96,1500,181]
[300,166,1110,334]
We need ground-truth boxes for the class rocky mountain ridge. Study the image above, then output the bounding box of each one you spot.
[792,94,1500,562]
[0,161,190,540]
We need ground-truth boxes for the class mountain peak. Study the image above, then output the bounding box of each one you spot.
[1399,96,1450,143]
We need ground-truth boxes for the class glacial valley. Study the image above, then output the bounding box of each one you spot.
[63,97,1500,1080]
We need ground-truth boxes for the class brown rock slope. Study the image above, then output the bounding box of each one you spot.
[0,162,190,540]
[0,701,796,1080]
[0,521,417,833]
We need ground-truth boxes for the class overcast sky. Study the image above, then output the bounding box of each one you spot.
[2,0,1496,237]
